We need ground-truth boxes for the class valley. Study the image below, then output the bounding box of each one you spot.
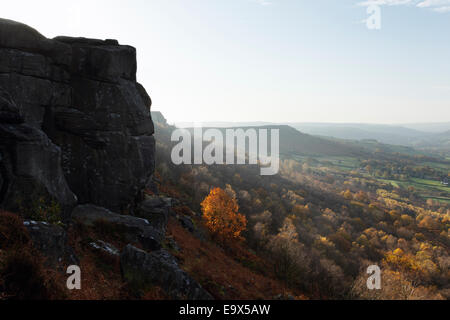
[153,112,449,300]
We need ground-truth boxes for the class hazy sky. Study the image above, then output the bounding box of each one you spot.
[2,0,450,124]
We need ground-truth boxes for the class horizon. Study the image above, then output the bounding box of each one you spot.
[2,0,450,124]
[168,118,450,126]
[154,110,450,132]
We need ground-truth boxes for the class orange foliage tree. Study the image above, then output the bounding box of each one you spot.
[201,187,247,242]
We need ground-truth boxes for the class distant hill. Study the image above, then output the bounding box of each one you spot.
[400,123,450,133]
[263,125,368,157]
[180,125,369,158]
[291,123,450,156]
[175,121,274,128]
[410,130,450,151]
[289,123,430,147]
[174,121,450,155]
[438,130,450,137]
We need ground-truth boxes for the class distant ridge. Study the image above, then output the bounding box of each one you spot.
[400,123,450,133]
[174,120,450,153]
[182,124,368,157]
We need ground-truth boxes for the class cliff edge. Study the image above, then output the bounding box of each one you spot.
[0,18,155,217]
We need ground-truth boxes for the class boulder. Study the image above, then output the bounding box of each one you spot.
[89,240,120,257]
[23,220,78,267]
[120,245,213,300]
[72,205,163,251]
[135,196,172,232]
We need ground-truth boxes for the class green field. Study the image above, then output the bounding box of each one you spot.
[290,154,450,205]
[423,161,449,171]
[378,179,400,188]
[376,178,450,204]
[291,156,360,170]
[377,177,448,193]
[426,197,450,204]
[410,178,450,193]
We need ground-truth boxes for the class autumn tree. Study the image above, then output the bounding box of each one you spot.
[351,268,443,300]
[201,187,247,243]
[267,218,309,286]
[343,190,353,200]
[418,216,440,231]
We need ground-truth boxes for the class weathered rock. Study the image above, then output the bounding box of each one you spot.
[0,19,155,215]
[135,196,171,232]
[178,215,196,233]
[0,18,71,65]
[43,53,155,213]
[23,220,78,266]
[89,240,120,257]
[54,36,137,83]
[120,245,213,300]
[0,103,77,219]
[0,87,23,124]
[72,205,163,251]
[165,236,181,253]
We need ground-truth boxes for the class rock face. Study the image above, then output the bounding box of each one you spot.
[0,18,155,216]
[0,88,77,218]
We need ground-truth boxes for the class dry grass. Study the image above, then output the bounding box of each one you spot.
[1,210,306,300]
[167,218,306,300]
[0,211,66,300]
[65,222,132,300]
[0,211,30,249]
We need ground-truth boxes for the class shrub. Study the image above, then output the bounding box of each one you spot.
[0,211,64,300]
[16,196,62,224]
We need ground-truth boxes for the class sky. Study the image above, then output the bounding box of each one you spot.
[2,0,450,124]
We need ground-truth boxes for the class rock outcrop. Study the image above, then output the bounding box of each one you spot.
[0,18,155,217]
[72,204,163,251]
[135,195,172,232]
[0,19,212,301]
[23,220,78,267]
[121,245,213,300]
